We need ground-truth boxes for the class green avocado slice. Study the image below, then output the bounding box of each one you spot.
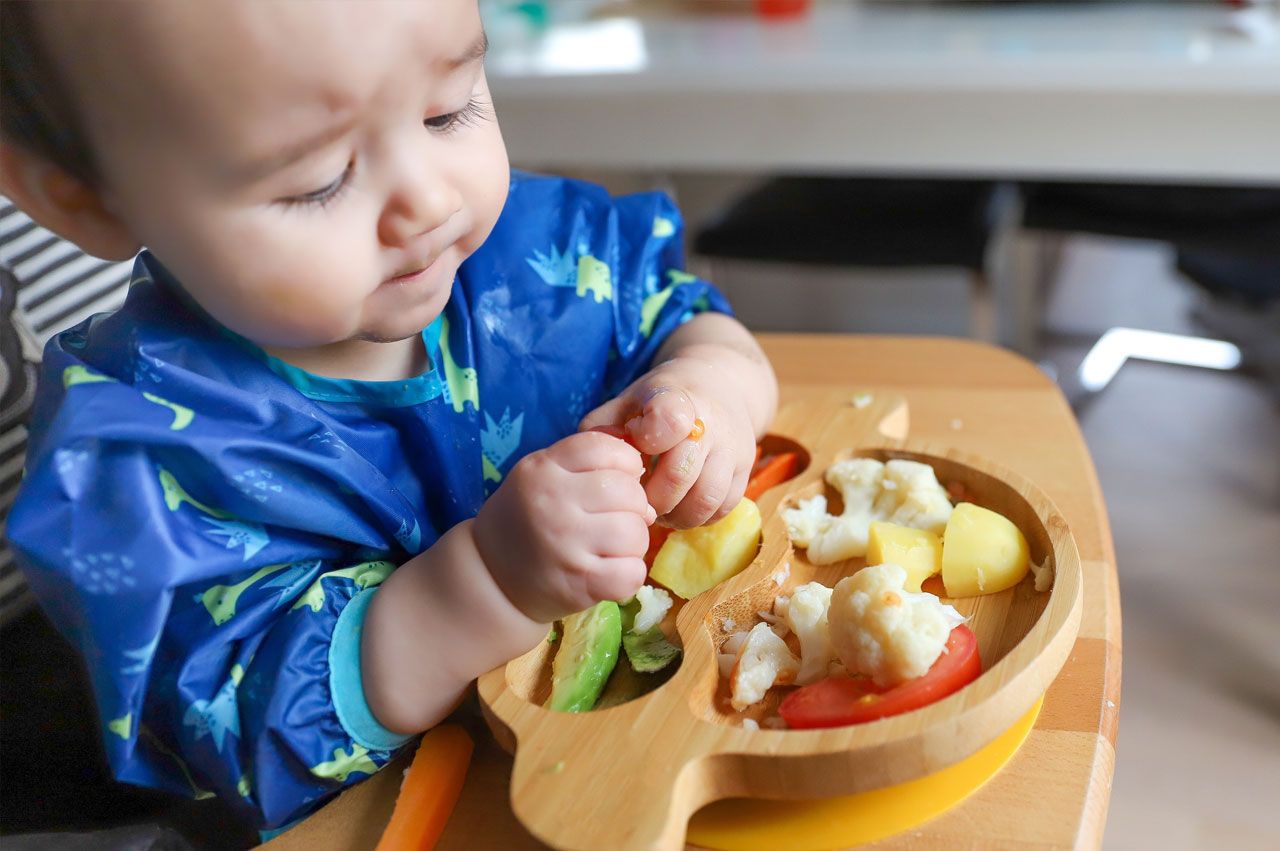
[620,598,682,674]
[546,601,622,713]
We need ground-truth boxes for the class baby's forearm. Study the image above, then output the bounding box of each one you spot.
[656,312,778,438]
[361,520,546,734]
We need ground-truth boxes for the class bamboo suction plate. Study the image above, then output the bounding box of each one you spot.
[478,392,1083,851]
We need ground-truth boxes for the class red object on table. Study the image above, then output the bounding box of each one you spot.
[755,0,811,18]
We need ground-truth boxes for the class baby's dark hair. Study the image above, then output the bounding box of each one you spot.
[1,3,100,186]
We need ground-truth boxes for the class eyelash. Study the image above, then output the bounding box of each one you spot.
[287,161,354,209]
[284,98,489,209]
[424,97,490,134]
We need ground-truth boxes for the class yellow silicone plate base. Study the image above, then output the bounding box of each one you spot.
[687,697,1043,851]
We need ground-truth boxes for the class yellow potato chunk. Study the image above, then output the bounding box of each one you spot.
[650,498,762,600]
[866,521,942,593]
[941,503,1030,597]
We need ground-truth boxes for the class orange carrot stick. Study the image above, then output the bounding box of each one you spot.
[744,452,800,501]
[375,725,473,851]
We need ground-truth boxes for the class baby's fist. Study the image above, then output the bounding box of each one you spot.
[473,431,654,623]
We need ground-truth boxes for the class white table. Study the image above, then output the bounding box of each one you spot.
[486,1,1280,184]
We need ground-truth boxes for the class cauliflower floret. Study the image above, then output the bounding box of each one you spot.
[826,458,886,516]
[806,515,872,566]
[782,494,829,547]
[786,458,954,565]
[729,623,799,711]
[828,563,966,687]
[632,585,673,633]
[873,460,953,534]
[785,582,834,685]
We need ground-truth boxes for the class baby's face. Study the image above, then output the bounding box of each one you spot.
[44,0,508,348]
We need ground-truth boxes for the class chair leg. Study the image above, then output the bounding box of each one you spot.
[969,272,998,343]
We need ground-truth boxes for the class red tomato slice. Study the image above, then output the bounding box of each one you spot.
[778,625,981,729]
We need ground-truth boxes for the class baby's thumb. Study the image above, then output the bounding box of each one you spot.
[624,385,697,456]
[578,395,629,433]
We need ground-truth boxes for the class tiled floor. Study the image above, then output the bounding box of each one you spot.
[715,233,1280,850]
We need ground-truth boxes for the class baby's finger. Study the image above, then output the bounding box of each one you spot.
[587,556,648,603]
[645,437,708,519]
[575,470,657,523]
[546,430,645,476]
[663,448,735,529]
[710,465,751,523]
[625,386,697,456]
[577,395,629,433]
[585,512,651,560]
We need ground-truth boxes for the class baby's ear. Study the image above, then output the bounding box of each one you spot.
[0,142,139,261]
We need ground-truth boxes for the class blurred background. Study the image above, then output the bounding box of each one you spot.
[2,1,1277,849]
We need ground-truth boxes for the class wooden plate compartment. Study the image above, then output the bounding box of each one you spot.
[478,394,1082,851]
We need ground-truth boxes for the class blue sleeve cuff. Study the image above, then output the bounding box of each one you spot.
[328,588,414,752]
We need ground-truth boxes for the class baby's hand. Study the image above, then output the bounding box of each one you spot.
[473,432,654,624]
[580,358,759,529]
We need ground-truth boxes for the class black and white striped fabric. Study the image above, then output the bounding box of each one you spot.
[0,197,134,626]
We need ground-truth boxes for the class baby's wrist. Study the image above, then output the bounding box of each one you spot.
[361,520,545,734]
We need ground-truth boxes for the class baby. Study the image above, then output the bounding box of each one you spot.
[0,0,777,832]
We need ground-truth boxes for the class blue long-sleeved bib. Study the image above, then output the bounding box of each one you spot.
[6,172,729,828]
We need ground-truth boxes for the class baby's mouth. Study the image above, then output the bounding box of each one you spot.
[386,256,440,283]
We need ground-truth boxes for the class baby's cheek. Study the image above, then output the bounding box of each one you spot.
[257,244,373,339]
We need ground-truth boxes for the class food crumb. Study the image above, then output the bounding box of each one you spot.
[949,418,964,430]
[741,718,760,731]
[852,393,874,409]
[1106,699,1117,709]
[547,629,558,644]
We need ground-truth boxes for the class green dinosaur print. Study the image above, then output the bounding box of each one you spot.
[159,467,230,518]
[311,744,378,782]
[142,393,194,430]
[108,713,132,740]
[652,216,676,238]
[202,564,292,626]
[291,561,395,613]
[576,254,613,303]
[639,286,678,337]
[639,269,702,336]
[482,455,502,484]
[439,316,479,414]
[237,774,252,799]
[63,365,116,388]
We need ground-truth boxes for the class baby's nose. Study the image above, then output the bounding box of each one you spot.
[378,163,462,247]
